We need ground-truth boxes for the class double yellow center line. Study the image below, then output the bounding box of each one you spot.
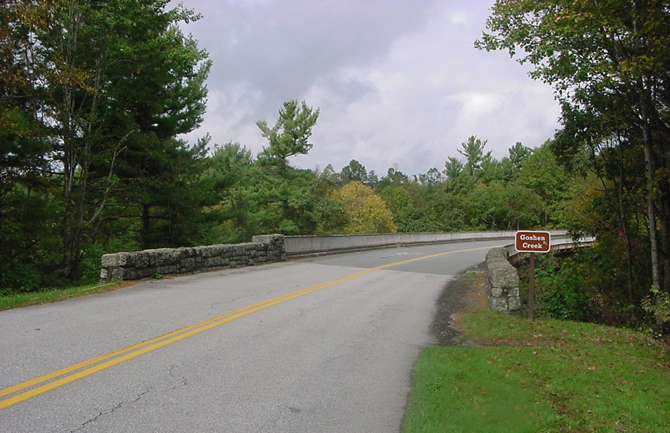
[0,245,494,409]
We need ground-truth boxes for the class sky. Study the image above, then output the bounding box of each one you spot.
[173,0,562,177]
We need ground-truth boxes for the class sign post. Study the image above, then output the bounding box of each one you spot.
[515,231,551,321]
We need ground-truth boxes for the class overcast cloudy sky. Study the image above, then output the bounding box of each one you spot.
[173,0,562,176]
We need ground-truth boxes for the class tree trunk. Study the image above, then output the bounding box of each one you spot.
[659,172,670,293]
[617,146,635,300]
[641,111,661,293]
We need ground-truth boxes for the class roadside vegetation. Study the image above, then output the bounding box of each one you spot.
[403,309,670,433]
[0,281,127,311]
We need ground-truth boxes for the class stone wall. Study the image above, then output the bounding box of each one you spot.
[100,234,285,283]
[485,247,521,313]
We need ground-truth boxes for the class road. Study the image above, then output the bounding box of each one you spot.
[0,240,504,433]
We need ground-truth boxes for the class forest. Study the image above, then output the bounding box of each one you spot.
[1,1,668,334]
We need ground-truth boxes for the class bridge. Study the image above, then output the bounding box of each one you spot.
[0,233,576,432]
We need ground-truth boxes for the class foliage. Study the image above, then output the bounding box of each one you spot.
[341,159,368,183]
[257,100,319,169]
[519,239,653,328]
[458,135,491,178]
[641,288,670,337]
[332,181,397,234]
[477,0,670,296]
[508,142,531,171]
[418,168,444,187]
[0,0,210,290]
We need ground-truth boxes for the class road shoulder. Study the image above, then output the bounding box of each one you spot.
[430,263,490,346]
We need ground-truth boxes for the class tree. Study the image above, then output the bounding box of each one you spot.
[49,0,210,278]
[204,143,253,195]
[419,168,444,187]
[0,0,211,284]
[477,0,670,292]
[458,136,491,177]
[333,181,397,234]
[380,186,412,219]
[200,143,261,244]
[0,1,62,290]
[341,159,368,183]
[443,157,464,182]
[376,166,410,192]
[135,138,210,249]
[366,170,379,187]
[257,100,319,170]
[252,100,326,235]
[509,142,532,171]
[0,0,51,186]
[518,142,571,227]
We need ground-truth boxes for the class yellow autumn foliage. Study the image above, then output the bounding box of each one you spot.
[332,181,397,234]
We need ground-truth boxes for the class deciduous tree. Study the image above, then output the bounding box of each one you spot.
[341,159,368,183]
[333,181,397,234]
[477,0,670,292]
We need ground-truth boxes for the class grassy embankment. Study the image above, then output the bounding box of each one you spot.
[403,287,670,432]
[0,282,128,311]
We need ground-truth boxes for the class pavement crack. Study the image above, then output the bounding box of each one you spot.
[131,387,153,403]
[69,388,153,433]
[367,303,389,336]
[256,406,283,432]
[209,292,260,309]
[166,364,188,390]
[70,402,122,433]
[321,353,351,367]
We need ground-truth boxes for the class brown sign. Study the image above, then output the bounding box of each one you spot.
[515,231,551,253]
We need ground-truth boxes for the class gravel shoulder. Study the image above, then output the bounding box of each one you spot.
[430,262,490,346]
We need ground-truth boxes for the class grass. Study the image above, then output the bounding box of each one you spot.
[0,281,129,310]
[403,310,670,433]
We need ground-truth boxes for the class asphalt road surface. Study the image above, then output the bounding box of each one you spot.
[0,240,505,433]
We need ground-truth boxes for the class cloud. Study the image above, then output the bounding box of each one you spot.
[449,11,469,26]
[175,0,561,176]
[453,92,504,120]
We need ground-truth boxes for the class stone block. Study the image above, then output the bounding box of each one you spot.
[182,257,196,271]
[508,296,521,311]
[136,252,150,269]
[490,298,508,312]
[116,269,127,280]
[101,254,120,268]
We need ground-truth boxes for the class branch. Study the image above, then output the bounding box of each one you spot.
[87,129,135,228]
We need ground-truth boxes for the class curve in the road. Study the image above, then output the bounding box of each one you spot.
[0,244,493,410]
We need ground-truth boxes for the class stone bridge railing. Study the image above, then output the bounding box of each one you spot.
[102,231,548,283]
[99,230,584,312]
[100,234,285,283]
